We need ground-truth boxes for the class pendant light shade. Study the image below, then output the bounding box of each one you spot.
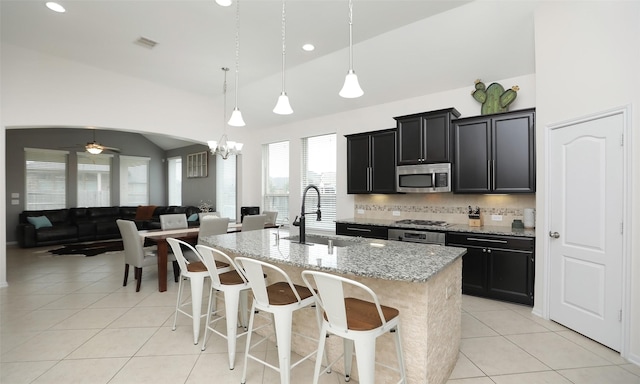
[340,0,363,98]
[273,92,293,114]
[228,108,245,126]
[273,0,293,115]
[215,0,232,6]
[228,0,246,127]
[339,69,363,98]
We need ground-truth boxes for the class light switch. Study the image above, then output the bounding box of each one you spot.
[357,209,364,214]
[392,211,401,216]
[11,192,20,198]
[491,215,503,221]
[11,199,20,205]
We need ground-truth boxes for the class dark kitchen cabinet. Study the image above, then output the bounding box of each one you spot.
[453,109,535,193]
[346,129,397,194]
[395,108,460,165]
[447,232,535,305]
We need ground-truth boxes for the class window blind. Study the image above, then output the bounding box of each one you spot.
[262,141,289,225]
[77,152,111,207]
[301,134,337,232]
[25,148,68,210]
[216,155,237,221]
[119,155,150,205]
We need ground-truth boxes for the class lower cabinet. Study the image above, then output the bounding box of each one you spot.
[446,232,535,305]
[335,223,388,240]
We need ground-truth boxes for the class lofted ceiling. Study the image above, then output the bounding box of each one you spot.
[1,0,537,150]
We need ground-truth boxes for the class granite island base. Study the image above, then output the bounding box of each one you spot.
[201,229,464,384]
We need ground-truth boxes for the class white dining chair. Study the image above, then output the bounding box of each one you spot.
[241,214,267,231]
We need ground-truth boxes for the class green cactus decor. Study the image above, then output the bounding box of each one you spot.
[472,79,520,115]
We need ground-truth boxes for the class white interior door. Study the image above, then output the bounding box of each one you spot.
[548,111,624,351]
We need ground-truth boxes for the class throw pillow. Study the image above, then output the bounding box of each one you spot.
[135,205,157,220]
[187,213,199,222]
[27,215,53,229]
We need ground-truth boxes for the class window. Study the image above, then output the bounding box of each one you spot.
[77,153,111,207]
[168,156,182,206]
[120,155,150,205]
[216,155,237,221]
[263,141,289,224]
[302,134,336,232]
[25,148,68,210]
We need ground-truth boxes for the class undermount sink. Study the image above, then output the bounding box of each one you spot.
[284,235,360,248]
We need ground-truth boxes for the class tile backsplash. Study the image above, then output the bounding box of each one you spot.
[354,193,536,227]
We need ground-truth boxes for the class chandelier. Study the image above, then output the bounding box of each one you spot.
[208,67,243,160]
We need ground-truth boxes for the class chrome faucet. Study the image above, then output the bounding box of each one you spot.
[292,185,321,244]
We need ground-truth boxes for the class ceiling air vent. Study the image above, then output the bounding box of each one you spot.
[135,36,158,49]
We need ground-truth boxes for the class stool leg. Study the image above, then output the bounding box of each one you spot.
[273,310,293,384]
[224,288,241,370]
[239,289,249,329]
[190,275,205,345]
[172,276,184,331]
[312,325,328,384]
[344,339,354,381]
[240,301,257,384]
[354,337,376,384]
[201,287,215,351]
[393,325,407,383]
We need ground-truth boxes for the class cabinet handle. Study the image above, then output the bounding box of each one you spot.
[347,227,371,232]
[367,167,372,191]
[487,160,491,189]
[466,237,508,244]
[492,160,496,190]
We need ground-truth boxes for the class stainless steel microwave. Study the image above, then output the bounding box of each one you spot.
[396,163,451,193]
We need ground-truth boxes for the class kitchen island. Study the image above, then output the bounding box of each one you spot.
[201,228,466,384]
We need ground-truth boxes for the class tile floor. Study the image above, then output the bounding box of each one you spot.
[1,244,639,384]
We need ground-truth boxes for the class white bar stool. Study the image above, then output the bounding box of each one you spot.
[235,257,324,384]
[195,244,250,370]
[301,270,407,384]
[167,238,230,345]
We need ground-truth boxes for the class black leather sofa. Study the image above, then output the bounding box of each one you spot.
[17,205,200,248]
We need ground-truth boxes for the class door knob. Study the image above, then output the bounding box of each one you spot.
[549,231,560,239]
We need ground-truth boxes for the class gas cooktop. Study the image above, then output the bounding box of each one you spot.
[394,219,452,227]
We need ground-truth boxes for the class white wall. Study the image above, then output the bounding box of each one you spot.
[533,1,640,363]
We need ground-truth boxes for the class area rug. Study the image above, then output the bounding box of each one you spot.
[49,240,124,257]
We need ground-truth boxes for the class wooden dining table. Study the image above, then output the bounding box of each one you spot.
[140,223,277,292]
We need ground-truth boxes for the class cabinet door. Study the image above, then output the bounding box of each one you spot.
[370,130,397,193]
[423,113,451,163]
[346,135,371,194]
[454,119,491,193]
[461,247,488,296]
[487,249,534,305]
[396,116,423,165]
[492,111,536,193]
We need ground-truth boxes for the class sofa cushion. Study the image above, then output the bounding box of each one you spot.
[27,216,53,229]
[187,213,199,222]
[135,205,157,220]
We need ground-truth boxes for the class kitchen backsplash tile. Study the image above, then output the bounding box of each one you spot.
[353,193,536,227]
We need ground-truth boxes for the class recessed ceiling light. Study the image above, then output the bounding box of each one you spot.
[45,2,66,13]
[302,43,315,52]
[215,0,232,6]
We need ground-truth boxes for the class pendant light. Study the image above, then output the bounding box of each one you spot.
[209,68,243,159]
[339,0,363,98]
[228,0,246,126]
[273,0,293,115]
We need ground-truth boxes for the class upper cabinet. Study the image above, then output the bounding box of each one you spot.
[453,108,536,194]
[395,108,460,165]
[345,129,397,194]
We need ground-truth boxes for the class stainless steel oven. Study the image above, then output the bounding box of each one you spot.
[388,227,446,245]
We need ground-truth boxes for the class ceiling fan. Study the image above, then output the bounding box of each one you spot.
[85,130,120,154]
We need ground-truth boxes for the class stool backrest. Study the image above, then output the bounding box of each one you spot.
[301,270,388,331]
[235,257,302,306]
[196,244,245,288]
[263,211,278,226]
[167,237,198,273]
[241,215,267,231]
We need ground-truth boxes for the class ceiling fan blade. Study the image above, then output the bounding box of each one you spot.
[101,146,121,153]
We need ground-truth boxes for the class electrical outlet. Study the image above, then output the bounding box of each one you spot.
[491,215,503,221]
[392,211,401,216]
[357,209,364,214]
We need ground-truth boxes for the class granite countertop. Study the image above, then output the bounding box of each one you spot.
[337,217,536,238]
[200,228,466,283]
